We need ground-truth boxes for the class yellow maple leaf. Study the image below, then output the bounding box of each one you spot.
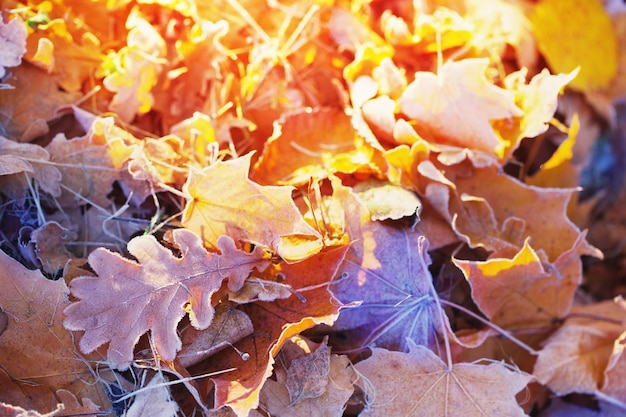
[532,0,618,92]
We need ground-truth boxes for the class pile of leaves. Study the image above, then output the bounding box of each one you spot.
[1,0,626,415]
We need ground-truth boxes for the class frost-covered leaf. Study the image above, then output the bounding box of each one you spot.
[63,229,270,369]
[0,250,109,412]
[356,342,531,417]
[0,17,27,80]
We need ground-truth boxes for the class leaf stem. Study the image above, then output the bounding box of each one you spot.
[439,298,540,356]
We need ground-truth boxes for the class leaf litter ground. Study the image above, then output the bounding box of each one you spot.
[0,0,625,416]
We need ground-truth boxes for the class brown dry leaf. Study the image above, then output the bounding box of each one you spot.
[0,135,62,198]
[0,16,27,81]
[177,305,254,369]
[285,338,331,404]
[355,342,532,417]
[63,229,270,369]
[29,221,72,275]
[182,153,322,261]
[0,250,110,413]
[193,245,349,417]
[398,58,522,156]
[533,299,626,396]
[453,166,601,262]
[45,123,124,208]
[454,235,592,329]
[0,63,81,142]
[260,338,354,417]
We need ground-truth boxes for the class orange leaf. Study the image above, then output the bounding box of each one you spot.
[182,153,322,261]
[533,299,626,396]
[195,245,348,417]
[455,232,596,329]
[398,58,522,156]
[63,229,270,369]
[355,342,531,417]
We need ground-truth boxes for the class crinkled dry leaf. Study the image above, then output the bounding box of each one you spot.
[285,338,331,404]
[355,342,531,417]
[64,229,270,369]
[353,179,422,222]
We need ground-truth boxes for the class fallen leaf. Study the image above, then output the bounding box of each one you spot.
[63,229,270,369]
[531,0,618,92]
[0,16,27,80]
[260,338,354,417]
[398,58,523,156]
[330,187,443,352]
[353,179,422,222]
[124,374,179,417]
[533,299,626,396]
[0,250,110,412]
[285,338,331,404]
[182,153,322,261]
[456,231,598,329]
[193,245,348,417]
[0,135,62,198]
[355,342,531,416]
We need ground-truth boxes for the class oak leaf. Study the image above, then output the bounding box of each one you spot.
[182,153,322,261]
[355,342,531,417]
[398,58,523,156]
[0,16,27,81]
[63,229,270,369]
[0,250,110,412]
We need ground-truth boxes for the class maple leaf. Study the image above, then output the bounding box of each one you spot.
[398,58,523,156]
[533,299,626,396]
[63,229,270,369]
[191,245,348,417]
[454,235,596,329]
[330,186,444,352]
[355,341,532,417]
[182,153,322,261]
[0,250,110,412]
[0,16,27,83]
[531,0,617,92]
